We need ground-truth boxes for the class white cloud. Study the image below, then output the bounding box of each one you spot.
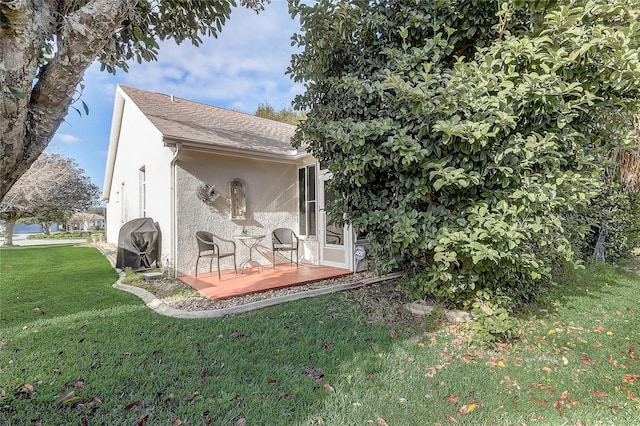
[116,1,302,113]
[55,133,81,144]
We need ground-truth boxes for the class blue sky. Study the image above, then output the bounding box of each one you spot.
[47,1,303,194]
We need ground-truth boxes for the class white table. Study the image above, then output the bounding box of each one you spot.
[234,234,266,273]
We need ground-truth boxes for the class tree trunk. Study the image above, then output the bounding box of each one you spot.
[3,218,16,246]
[592,220,608,263]
[42,222,51,235]
[0,0,137,201]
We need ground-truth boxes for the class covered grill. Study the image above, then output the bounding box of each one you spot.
[116,218,160,271]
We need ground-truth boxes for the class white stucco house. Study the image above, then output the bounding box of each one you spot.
[102,85,356,277]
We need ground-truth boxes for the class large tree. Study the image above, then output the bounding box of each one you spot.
[254,102,306,125]
[0,0,268,202]
[288,0,640,333]
[0,153,99,245]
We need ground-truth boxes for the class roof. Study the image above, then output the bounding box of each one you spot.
[103,85,307,201]
[118,85,304,157]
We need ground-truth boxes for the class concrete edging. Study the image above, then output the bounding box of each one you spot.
[113,271,406,319]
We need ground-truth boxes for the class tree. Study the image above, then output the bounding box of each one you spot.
[0,153,99,245]
[0,0,269,202]
[255,103,306,125]
[288,0,640,337]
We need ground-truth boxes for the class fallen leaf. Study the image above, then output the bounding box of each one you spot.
[137,414,148,426]
[124,400,141,411]
[447,415,457,422]
[594,326,605,333]
[201,369,207,378]
[366,373,373,380]
[548,329,557,334]
[592,390,609,398]
[460,355,474,364]
[185,391,200,402]
[267,378,276,385]
[54,391,75,404]
[172,419,182,426]
[323,383,335,393]
[560,391,569,400]
[623,374,640,384]
[15,384,35,399]
[458,402,477,416]
[593,343,603,349]
[562,356,569,365]
[75,381,84,389]
[580,356,592,365]
[377,418,389,426]
[542,366,553,373]
[406,357,415,363]
[447,394,459,403]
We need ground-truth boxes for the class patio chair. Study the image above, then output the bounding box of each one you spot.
[272,228,299,269]
[195,231,237,281]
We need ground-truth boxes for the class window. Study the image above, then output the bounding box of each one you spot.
[120,182,126,223]
[139,166,146,217]
[298,165,316,237]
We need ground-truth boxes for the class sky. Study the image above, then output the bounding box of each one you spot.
[47,0,303,194]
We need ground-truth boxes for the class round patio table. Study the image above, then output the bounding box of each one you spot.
[234,234,266,273]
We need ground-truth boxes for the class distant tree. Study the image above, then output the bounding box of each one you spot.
[0,0,269,202]
[255,103,306,125]
[0,154,99,245]
[288,0,640,339]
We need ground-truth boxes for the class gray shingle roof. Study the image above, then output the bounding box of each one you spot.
[119,85,302,157]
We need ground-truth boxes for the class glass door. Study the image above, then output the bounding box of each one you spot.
[318,170,352,270]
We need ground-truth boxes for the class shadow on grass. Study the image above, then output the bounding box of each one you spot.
[519,258,639,320]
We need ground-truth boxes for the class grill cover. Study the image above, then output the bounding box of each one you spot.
[116,218,160,271]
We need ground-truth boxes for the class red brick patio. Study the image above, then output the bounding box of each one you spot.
[178,263,352,300]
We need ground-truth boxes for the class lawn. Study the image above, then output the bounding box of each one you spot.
[1,245,639,425]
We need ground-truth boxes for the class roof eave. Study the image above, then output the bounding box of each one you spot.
[101,87,127,201]
[162,136,310,164]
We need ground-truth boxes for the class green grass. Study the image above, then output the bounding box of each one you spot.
[1,246,639,425]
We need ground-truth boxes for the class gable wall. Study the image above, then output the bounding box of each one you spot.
[104,100,175,264]
[174,151,300,276]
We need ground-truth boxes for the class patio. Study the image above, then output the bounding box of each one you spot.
[178,263,352,300]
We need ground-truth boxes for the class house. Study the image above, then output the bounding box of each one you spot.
[102,85,356,277]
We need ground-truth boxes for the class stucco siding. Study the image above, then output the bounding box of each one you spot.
[175,151,301,276]
[104,99,175,264]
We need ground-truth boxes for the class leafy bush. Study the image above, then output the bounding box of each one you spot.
[289,0,640,342]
